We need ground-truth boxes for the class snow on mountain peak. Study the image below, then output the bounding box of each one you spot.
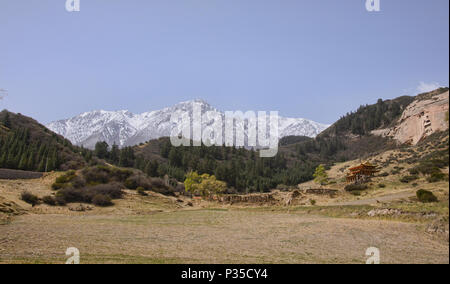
[47,100,330,149]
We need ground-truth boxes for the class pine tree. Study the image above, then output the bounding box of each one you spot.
[110,143,120,163]
[37,158,45,172]
[18,153,27,170]
[94,141,109,159]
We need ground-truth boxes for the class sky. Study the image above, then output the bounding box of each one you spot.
[0,0,448,125]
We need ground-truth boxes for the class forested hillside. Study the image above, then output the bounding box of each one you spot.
[0,110,86,172]
[282,94,421,164]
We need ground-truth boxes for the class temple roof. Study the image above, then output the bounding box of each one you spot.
[348,162,378,172]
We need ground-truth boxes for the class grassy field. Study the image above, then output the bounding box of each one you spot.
[0,207,448,264]
[1,169,448,264]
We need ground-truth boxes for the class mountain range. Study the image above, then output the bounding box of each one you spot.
[47,100,330,149]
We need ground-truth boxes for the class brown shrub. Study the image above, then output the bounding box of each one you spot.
[21,191,39,206]
[92,194,113,207]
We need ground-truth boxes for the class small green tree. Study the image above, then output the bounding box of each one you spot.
[94,141,109,159]
[184,171,227,198]
[313,164,328,185]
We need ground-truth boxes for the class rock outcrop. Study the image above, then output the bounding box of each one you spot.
[372,90,449,145]
[0,196,25,216]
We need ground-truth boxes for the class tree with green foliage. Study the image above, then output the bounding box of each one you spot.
[145,160,159,177]
[313,164,328,185]
[110,143,120,164]
[118,147,135,167]
[94,141,109,159]
[184,171,227,198]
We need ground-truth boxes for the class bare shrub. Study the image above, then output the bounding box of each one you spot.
[42,195,57,206]
[92,194,113,207]
[21,191,39,206]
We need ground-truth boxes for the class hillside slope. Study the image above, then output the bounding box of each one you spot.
[0,110,86,172]
[282,88,448,164]
[372,88,449,145]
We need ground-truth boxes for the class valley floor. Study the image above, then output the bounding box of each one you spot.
[0,174,448,264]
[0,209,448,264]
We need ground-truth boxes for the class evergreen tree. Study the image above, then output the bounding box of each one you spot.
[94,141,109,159]
[110,143,120,163]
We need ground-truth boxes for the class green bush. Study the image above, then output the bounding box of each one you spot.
[136,187,147,196]
[378,183,386,188]
[124,177,138,189]
[400,175,419,183]
[52,171,85,189]
[426,172,448,183]
[51,182,65,190]
[378,172,389,177]
[416,189,438,203]
[55,170,76,184]
[409,158,448,176]
[344,184,368,192]
[21,191,39,206]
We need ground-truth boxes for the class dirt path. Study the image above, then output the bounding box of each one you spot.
[0,210,447,264]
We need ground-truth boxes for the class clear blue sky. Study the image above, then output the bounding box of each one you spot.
[0,0,448,124]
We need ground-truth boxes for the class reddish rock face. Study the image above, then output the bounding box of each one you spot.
[372,91,449,145]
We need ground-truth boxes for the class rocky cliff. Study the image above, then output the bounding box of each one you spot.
[372,89,449,145]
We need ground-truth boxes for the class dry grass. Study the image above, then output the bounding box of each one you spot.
[0,209,448,264]
[1,170,448,264]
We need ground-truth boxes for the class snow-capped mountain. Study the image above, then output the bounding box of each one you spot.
[47,100,330,149]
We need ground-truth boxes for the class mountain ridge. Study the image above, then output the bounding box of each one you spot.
[47,100,330,149]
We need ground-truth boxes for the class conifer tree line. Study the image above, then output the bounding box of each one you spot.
[330,97,414,136]
[92,139,319,193]
[0,127,61,172]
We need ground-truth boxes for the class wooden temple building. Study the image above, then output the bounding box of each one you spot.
[346,162,379,183]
